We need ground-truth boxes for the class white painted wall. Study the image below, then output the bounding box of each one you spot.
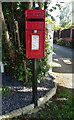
[47,23,54,74]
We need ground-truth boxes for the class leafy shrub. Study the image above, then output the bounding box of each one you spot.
[53,39,57,43]
[55,38,74,48]
[36,40,51,82]
[56,39,66,46]
[3,40,50,84]
[2,86,11,98]
[66,40,74,48]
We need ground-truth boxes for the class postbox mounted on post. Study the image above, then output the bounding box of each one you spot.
[25,10,45,58]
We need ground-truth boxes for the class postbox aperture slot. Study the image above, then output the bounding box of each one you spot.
[27,19,44,21]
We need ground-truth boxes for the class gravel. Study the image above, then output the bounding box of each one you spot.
[2,73,55,115]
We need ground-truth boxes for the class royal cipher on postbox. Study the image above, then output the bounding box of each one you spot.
[25,10,45,59]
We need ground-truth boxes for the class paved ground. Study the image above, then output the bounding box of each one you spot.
[52,44,74,89]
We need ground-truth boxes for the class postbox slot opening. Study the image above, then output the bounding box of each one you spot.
[27,19,44,21]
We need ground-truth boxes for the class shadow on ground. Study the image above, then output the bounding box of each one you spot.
[6,85,74,120]
[53,52,73,73]
[2,73,55,115]
[53,44,74,73]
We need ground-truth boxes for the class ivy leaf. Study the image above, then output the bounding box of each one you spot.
[49,9,53,12]
[52,7,56,10]
[50,16,55,21]
[18,76,24,81]
[56,4,61,8]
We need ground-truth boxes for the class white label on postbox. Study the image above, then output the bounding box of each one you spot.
[32,35,39,50]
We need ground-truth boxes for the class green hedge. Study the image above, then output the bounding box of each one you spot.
[53,39,74,48]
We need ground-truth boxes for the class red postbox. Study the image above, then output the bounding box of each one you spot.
[25,10,45,58]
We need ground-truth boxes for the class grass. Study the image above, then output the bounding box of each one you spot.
[9,87,74,120]
[37,88,74,120]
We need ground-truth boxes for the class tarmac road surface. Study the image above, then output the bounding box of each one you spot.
[52,44,74,89]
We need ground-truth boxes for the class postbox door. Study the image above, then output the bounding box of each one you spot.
[26,30,45,58]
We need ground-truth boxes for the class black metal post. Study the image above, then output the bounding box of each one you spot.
[32,59,37,107]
